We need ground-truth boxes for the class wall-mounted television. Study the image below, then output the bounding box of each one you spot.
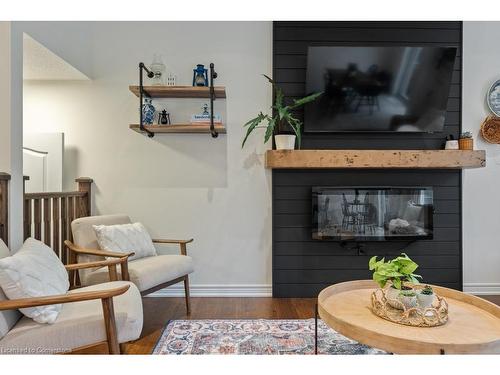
[304,46,457,133]
[312,187,434,241]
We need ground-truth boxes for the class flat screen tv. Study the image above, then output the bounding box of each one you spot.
[304,46,457,133]
[312,187,434,241]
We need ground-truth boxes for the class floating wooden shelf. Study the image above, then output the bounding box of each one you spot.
[129,85,226,99]
[129,124,226,134]
[265,150,486,169]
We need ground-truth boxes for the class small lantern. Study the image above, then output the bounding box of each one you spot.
[192,64,208,87]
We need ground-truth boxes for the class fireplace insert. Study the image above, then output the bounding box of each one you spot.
[312,187,433,241]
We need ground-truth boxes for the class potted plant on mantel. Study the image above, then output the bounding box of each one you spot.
[241,75,322,150]
[369,253,422,310]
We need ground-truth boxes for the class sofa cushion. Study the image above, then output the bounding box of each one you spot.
[83,254,194,292]
[0,238,69,324]
[0,281,143,354]
[0,240,21,340]
[93,222,157,261]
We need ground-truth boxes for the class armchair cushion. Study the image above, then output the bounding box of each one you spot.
[0,240,21,340]
[0,238,69,324]
[93,222,157,261]
[72,215,132,281]
[0,281,143,354]
[82,255,194,292]
[72,215,132,261]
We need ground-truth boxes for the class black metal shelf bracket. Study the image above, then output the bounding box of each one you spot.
[139,62,155,138]
[209,63,218,138]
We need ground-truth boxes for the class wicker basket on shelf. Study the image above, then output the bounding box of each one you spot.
[459,138,474,150]
[481,116,500,144]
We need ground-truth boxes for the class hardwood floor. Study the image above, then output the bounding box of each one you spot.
[122,295,500,354]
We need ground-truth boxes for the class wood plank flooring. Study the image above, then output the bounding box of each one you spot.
[122,295,500,354]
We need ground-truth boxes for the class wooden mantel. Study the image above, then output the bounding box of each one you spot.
[264,150,486,169]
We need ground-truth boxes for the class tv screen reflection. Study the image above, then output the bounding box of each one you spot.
[305,46,457,133]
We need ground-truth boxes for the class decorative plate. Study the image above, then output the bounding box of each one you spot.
[487,80,500,116]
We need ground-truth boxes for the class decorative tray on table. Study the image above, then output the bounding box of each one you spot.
[371,286,449,327]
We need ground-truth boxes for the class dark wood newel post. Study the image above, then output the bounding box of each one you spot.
[0,173,11,246]
[23,176,30,241]
[75,177,93,217]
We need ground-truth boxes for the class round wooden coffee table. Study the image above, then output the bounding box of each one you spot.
[317,280,500,354]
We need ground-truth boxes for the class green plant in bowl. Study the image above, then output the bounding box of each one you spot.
[368,253,422,290]
[399,290,417,297]
[421,285,434,295]
[417,285,435,308]
[369,253,422,310]
[399,289,418,309]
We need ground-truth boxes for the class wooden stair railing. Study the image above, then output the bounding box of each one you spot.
[0,173,10,246]
[24,177,93,264]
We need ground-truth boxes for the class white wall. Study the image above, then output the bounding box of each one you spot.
[19,22,94,78]
[22,21,273,295]
[463,22,500,294]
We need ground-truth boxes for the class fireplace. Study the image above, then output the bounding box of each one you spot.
[312,187,434,241]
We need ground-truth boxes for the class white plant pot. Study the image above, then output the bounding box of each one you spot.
[386,287,404,310]
[399,294,418,309]
[417,292,435,309]
[275,135,296,150]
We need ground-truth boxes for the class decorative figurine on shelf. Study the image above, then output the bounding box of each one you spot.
[158,109,171,125]
[141,98,156,125]
[190,103,222,124]
[444,134,459,150]
[192,64,208,86]
[201,103,209,116]
[149,54,166,86]
[165,72,177,86]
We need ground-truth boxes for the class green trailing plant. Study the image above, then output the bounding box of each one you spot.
[241,75,322,149]
[421,285,434,295]
[368,253,422,290]
[460,131,473,139]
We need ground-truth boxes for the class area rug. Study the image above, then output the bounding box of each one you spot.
[152,319,385,355]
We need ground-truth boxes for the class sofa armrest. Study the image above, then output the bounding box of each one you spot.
[0,285,130,311]
[64,240,135,259]
[65,256,130,283]
[152,238,194,245]
[152,238,193,256]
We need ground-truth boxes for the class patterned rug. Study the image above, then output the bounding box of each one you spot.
[153,319,385,355]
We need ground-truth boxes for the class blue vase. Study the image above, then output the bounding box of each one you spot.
[141,98,155,125]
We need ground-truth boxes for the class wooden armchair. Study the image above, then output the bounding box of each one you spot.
[0,250,143,354]
[65,215,195,313]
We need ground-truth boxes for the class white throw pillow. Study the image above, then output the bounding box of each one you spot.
[0,238,70,324]
[93,222,157,261]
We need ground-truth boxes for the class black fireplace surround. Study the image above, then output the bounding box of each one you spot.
[272,21,462,297]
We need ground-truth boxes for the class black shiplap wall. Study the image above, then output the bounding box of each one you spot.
[272,21,462,297]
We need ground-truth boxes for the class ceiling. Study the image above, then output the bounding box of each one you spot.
[23,34,89,81]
